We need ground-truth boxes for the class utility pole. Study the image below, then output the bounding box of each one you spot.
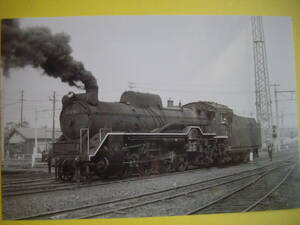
[49,91,58,174]
[270,84,280,131]
[50,91,56,143]
[20,90,24,127]
[270,83,280,151]
[251,16,273,145]
[269,86,296,151]
[32,108,38,168]
[280,112,284,130]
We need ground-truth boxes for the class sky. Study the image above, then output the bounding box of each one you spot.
[3,15,298,130]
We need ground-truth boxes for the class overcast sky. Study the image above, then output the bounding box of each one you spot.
[3,15,297,129]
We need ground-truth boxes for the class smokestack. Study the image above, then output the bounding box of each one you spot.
[81,73,98,105]
[1,19,98,104]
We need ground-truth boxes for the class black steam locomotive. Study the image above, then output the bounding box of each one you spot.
[52,85,261,181]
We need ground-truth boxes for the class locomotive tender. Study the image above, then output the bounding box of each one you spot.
[53,83,261,181]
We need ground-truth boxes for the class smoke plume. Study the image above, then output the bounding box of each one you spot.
[1,19,98,100]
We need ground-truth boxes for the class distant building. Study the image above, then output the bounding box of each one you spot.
[5,127,61,159]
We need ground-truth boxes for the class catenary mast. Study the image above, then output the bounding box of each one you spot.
[251,16,273,144]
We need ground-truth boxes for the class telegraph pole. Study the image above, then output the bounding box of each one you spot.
[20,90,24,127]
[270,86,296,151]
[50,91,56,143]
[280,112,284,131]
[270,84,280,130]
[32,108,38,168]
[48,91,57,174]
[270,84,280,151]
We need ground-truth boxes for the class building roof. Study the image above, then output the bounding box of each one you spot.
[14,127,62,140]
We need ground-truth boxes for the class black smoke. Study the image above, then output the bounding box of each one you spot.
[1,19,98,101]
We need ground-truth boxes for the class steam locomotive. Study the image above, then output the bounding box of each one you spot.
[53,84,261,181]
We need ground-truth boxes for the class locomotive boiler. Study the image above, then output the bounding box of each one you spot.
[53,78,261,181]
[60,90,199,140]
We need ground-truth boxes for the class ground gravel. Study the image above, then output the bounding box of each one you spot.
[2,149,299,219]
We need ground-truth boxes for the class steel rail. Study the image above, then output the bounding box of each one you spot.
[3,181,69,192]
[186,163,296,215]
[242,164,297,212]
[78,163,292,219]
[14,160,292,220]
[4,151,295,198]
[2,177,54,185]
[3,160,280,198]
[3,169,203,197]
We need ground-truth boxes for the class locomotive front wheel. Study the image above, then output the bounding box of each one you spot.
[137,163,152,177]
[58,161,75,182]
[114,166,129,179]
[128,153,151,177]
[175,157,188,172]
[159,160,173,173]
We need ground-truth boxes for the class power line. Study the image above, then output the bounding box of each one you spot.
[277,99,297,102]
[26,99,51,102]
[128,86,253,95]
[21,108,62,113]
[5,98,53,103]
[5,102,20,106]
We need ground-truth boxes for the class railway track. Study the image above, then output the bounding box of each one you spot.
[2,173,53,182]
[2,180,70,195]
[14,159,293,220]
[3,179,58,190]
[242,164,297,212]
[0,163,278,197]
[2,177,54,186]
[3,151,296,198]
[186,163,297,215]
[3,153,295,198]
[2,167,220,197]
[1,162,269,197]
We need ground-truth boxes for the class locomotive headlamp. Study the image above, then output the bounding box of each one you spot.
[67,91,75,98]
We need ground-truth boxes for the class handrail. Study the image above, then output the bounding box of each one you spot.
[89,126,227,160]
